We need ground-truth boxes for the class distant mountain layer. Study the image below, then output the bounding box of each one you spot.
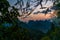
[20,20,52,33]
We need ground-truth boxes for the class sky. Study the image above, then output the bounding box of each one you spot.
[7,0,17,6]
[7,0,27,6]
[18,10,57,22]
[7,0,53,6]
[7,0,57,22]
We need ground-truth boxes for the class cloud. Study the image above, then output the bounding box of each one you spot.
[17,10,57,22]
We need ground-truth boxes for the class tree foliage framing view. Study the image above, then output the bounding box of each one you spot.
[0,0,60,40]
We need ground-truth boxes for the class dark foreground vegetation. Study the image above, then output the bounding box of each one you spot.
[0,22,60,40]
[0,24,44,40]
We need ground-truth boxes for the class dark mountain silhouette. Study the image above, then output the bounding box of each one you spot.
[20,20,52,33]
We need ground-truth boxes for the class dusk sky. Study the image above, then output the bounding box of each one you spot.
[7,0,56,22]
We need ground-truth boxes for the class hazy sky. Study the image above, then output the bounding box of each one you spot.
[7,0,27,6]
[7,0,53,6]
[7,0,56,22]
[18,10,56,22]
[7,0,17,6]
